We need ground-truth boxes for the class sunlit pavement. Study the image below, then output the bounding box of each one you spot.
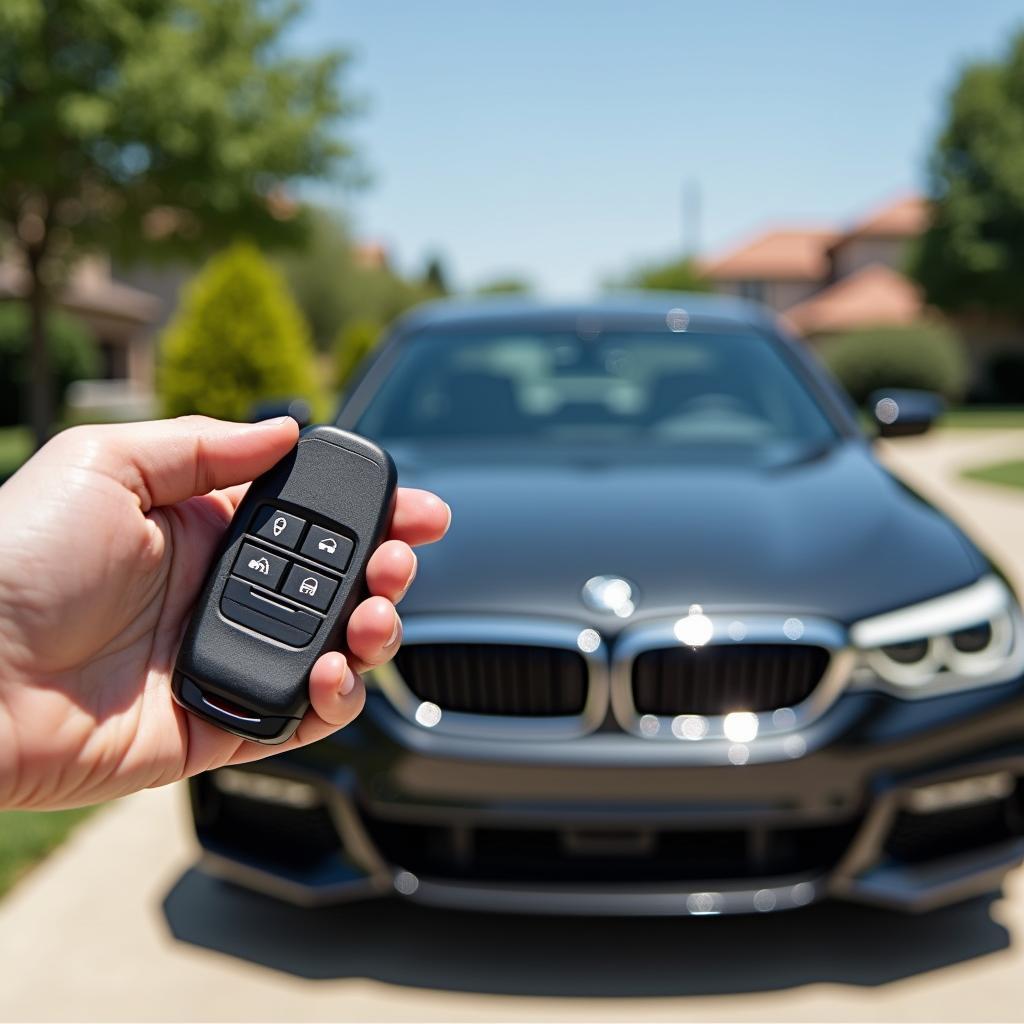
[877,428,1024,590]
[3,429,1024,1024]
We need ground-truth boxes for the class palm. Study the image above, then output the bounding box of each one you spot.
[0,470,245,806]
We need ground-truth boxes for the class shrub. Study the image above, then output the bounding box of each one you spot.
[159,243,318,421]
[0,304,98,427]
[818,322,969,405]
[613,255,711,293]
[333,317,382,390]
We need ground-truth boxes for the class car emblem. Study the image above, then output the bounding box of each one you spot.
[581,575,638,618]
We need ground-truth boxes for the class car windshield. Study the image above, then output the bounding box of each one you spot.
[355,328,840,451]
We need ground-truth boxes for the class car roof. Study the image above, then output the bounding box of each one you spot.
[392,291,781,336]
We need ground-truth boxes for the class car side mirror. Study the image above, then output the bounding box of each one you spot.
[867,388,945,438]
[248,397,314,428]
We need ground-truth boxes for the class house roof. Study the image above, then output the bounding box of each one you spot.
[834,194,928,245]
[0,256,160,325]
[703,196,929,285]
[783,262,923,335]
[702,228,838,282]
[353,241,390,271]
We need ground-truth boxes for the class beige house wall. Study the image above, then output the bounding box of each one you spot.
[830,237,909,279]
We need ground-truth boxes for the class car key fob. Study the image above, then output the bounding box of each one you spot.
[172,425,397,744]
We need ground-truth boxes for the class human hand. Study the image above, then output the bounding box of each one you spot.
[0,416,449,809]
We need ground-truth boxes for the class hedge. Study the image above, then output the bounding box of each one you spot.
[819,322,969,405]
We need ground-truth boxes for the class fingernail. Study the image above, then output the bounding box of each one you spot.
[251,415,295,429]
[387,612,401,647]
[398,553,418,601]
[444,502,453,531]
[339,668,356,697]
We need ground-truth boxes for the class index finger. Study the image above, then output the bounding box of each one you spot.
[389,487,451,546]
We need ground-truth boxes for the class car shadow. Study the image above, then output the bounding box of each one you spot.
[162,868,1011,997]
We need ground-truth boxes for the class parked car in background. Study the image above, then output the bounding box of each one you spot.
[192,295,1024,916]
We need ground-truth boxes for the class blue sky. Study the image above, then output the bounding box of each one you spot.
[289,1,1024,295]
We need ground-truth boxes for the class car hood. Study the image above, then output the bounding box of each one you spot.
[392,440,986,627]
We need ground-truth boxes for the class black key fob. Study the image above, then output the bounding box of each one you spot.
[172,426,397,743]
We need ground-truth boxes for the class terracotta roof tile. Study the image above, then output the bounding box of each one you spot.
[702,228,838,282]
[834,194,928,244]
[353,241,389,271]
[783,263,923,335]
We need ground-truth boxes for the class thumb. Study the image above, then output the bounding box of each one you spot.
[83,415,300,510]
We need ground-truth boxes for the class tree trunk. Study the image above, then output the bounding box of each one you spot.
[26,253,52,450]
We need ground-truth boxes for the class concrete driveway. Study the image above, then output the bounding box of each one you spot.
[3,429,1024,1023]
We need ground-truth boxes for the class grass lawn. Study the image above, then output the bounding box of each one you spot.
[0,424,98,896]
[0,427,97,895]
[942,407,1024,430]
[0,426,31,482]
[963,459,1024,491]
[0,806,99,898]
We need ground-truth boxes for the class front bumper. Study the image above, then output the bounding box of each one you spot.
[190,679,1024,916]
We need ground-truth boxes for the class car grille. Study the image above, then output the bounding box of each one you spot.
[393,643,588,716]
[632,644,831,716]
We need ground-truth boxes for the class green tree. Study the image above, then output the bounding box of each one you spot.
[422,255,450,296]
[333,317,381,390]
[280,209,432,348]
[0,304,97,427]
[475,276,532,295]
[0,0,354,446]
[159,243,318,421]
[911,32,1024,315]
[611,255,711,293]
[819,323,969,405]
[279,211,357,347]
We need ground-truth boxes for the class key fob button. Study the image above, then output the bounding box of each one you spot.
[233,543,289,589]
[281,564,338,610]
[300,525,353,572]
[251,507,306,549]
[221,598,316,647]
[222,578,321,632]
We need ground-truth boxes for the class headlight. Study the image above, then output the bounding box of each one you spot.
[849,575,1024,696]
